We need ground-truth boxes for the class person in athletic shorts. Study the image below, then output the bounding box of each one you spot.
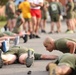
[5,0,16,31]
[48,0,61,33]
[46,53,76,75]
[40,0,49,33]
[19,0,34,39]
[29,0,43,38]
[65,0,75,33]
[43,37,76,54]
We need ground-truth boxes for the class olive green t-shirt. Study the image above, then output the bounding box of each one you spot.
[74,2,76,12]
[55,38,76,53]
[66,2,74,12]
[56,53,76,70]
[48,2,61,15]
[5,1,16,19]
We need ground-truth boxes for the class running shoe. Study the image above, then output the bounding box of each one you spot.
[26,49,34,68]
[14,36,19,46]
[23,34,28,43]
[1,40,9,52]
[66,30,74,33]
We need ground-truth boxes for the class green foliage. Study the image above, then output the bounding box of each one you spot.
[0,16,6,21]
[0,0,8,6]
[0,21,6,28]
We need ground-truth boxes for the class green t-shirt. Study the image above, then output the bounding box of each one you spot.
[55,38,76,53]
[74,2,76,12]
[5,1,16,19]
[48,2,61,15]
[66,2,74,12]
[56,53,76,70]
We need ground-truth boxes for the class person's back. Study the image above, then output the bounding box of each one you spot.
[66,1,74,13]
[5,0,16,19]
[19,0,31,19]
[48,1,60,15]
[55,38,76,53]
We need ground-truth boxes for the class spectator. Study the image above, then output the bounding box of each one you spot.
[18,0,33,39]
[40,0,49,33]
[29,0,43,38]
[5,0,16,31]
[48,0,61,34]
[65,0,75,33]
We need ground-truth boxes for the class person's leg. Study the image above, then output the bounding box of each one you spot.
[56,21,61,33]
[11,18,16,31]
[18,48,34,67]
[31,9,41,38]
[42,19,47,32]
[2,54,17,65]
[48,15,55,34]
[18,53,28,64]
[18,32,29,43]
[49,22,55,33]
[35,17,41,36]
[7,19,11,31]
[27,19,34,39]
[32,16,37,35]
[35,9,41,38]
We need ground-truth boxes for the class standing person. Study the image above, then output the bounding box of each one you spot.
[73,0,76,29]
[40,0,49,33]
[48,0,61,34]
[55,0,63,33]
[29,0,43,38]
[65,0,75,33]
[46,53,76,75]
[18,0,33,39]
[5,0,16,31]
[43,37,76,54]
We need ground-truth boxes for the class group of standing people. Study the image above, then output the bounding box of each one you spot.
[5,0,45,39]
[4,0,76,38]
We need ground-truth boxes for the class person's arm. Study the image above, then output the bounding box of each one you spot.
[30,2,43,7]
[35,2,43,7]
[20,16,25,25]
[67,41,76,54]
[9,4,15,14]
[40,54,58,60]
[34,53,58,60]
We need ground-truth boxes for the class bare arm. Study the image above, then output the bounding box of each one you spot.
[67,41,76,54]
[40,54,58,60]
[9,4,15,14]
[30,2,43,8]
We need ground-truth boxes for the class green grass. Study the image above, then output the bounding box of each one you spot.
[0,21,6,28]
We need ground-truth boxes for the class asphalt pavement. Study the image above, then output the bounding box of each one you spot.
[0,19,76,75]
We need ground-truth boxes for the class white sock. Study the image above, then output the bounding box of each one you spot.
[14,36,20,46]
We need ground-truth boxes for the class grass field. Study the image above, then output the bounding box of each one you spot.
[0,21,6,28]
